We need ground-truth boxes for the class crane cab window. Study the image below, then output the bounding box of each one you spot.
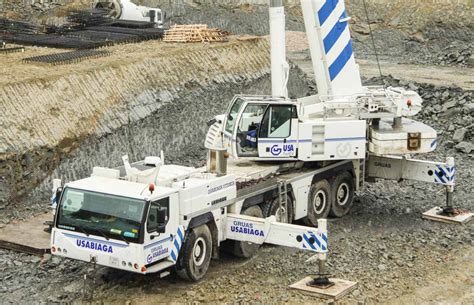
[236,103,268,156]
[225,98,244,134]
[260,105,296,138]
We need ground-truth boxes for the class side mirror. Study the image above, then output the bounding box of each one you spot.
[54,187,63,205]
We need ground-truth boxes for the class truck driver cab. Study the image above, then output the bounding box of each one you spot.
[222,95,299,160]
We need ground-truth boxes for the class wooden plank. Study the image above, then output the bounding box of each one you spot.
[290,277,358,300]
[164,24,229,43]
[422,207,473,224]
[0,212,52,255]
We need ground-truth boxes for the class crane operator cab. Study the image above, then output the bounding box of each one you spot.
[220,95,300,160]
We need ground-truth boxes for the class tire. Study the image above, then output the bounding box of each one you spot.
[233,205,263,258]
[262,194,293,224]
[303,179,332,226]
[329,171,355,218]
[176,224,212,282]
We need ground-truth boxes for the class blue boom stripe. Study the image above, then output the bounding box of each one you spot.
[328,39,353,81]
[318,0,337,26]
[323,11,348,53]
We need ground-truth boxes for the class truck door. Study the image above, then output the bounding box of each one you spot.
[222,97,245,157]
[143,193,179,266]
[257,104,299,158]
[234,103,268,158]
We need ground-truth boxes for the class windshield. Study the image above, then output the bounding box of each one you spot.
[225,98,244,134]
[57,188,146,243]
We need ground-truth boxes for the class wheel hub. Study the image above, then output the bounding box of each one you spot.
[313,190,327,214]
[193,237,206,266]
[275,206,288,223]
[337,183,350,206]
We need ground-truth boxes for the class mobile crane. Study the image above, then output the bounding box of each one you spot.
[50,0,461,282]
[205,0,457,220]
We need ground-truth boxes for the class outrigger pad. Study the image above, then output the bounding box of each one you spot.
[290,277,357,300]
[422,207,473,225]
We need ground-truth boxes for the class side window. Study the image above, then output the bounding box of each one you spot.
[259,105,296,138]
[147,197,170,233]
[237,104,267,133]
[225,98,244,134]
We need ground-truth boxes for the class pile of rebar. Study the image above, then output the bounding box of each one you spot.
[86,26,164,40]
[5,34,111,49]
[110,20,156,29]
[0,10,164,49]
[0,47,25,54]
[67,9,112,28]
[23,49,111,65]
[0,18,38,35]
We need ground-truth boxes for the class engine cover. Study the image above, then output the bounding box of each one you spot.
[369,118,437,155]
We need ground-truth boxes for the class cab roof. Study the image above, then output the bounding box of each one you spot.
[65,176,176,200]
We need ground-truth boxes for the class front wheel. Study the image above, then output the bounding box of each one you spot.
[176,224,212,282]
[232,205,263,258]
[262,194,293,223]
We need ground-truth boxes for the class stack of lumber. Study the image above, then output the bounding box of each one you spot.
[163,24,229,43]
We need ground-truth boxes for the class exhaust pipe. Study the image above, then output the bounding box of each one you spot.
[207,148,229,177]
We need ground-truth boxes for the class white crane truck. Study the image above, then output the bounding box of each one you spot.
[93,0,165,28]
[50,0,459,282]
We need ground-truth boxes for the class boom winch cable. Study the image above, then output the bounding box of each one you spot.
[362,0,383,83]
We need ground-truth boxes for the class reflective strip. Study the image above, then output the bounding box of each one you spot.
[302,231,328,252]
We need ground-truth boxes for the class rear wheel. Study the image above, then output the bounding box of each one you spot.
[329,172,355,218]
[233,205,263,258]
[303,179,331,226]
[176,224,212,282]
[262,194,293,223]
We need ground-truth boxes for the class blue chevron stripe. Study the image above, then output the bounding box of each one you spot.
[328,39,353,80]
[435,171,446,184]
[436,165,447,177]
[303,234,317,250]
[318,0,337,26]
[309,232,321,249]
[323,11,348,54]
[173,238,180,250]
[177,227,184,244]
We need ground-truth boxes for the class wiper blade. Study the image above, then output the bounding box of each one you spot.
[96,229,110,241]
[75,225,90,237]
[114,232,130,245]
